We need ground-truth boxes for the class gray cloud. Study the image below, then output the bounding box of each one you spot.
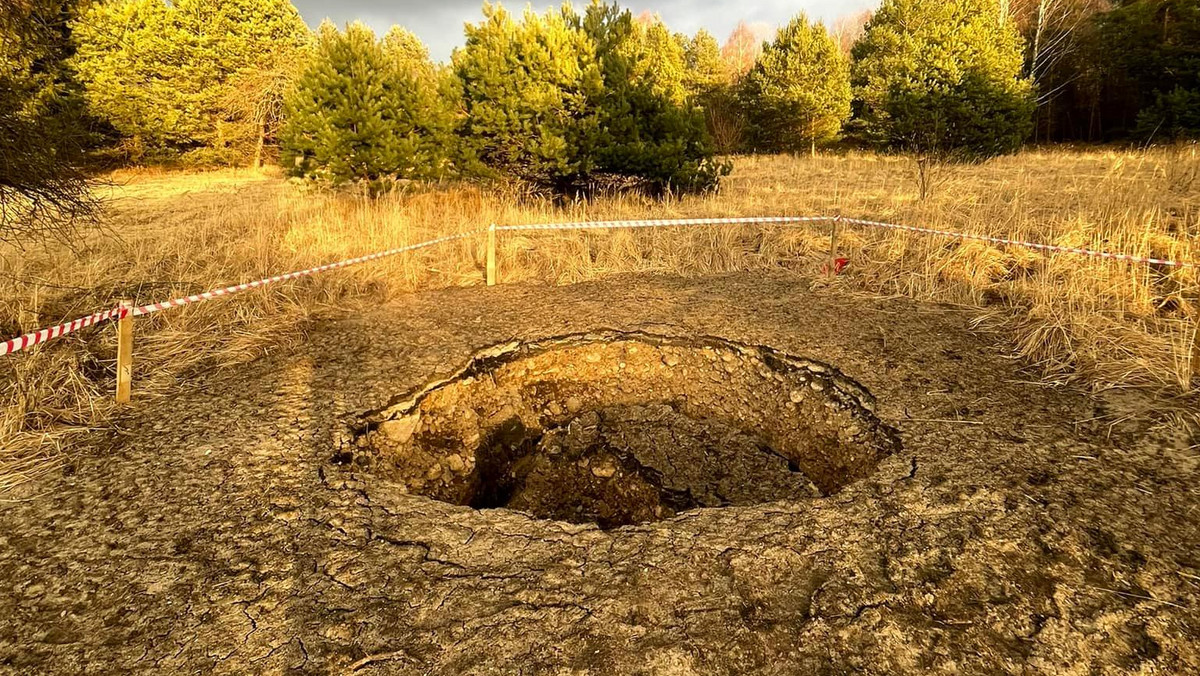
[291,0,879,62]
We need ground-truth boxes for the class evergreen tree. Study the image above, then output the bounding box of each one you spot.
[382,25,459,152]
[621,14,688,106]
[740,13,852,155]
[453,4,602,190]
[383,26,438,84]
[452,2,725,193]
[683,28,744,153]
[0,0,96,241]
[381,25,458,170]
[280,22,451,189]
[581,1,728,192]
[71,0,310,163]
[851,0,1036,159]
[71,0,178,155]
[683,29,731,99]
[1100,0,1200,140]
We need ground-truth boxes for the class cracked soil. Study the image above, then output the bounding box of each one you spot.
[1,272,1198,674]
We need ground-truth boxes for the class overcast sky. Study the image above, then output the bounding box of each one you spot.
[291,0,879,62]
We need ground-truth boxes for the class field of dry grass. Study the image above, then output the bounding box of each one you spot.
[1,147,1197,491]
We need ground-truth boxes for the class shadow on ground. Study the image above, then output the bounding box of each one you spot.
[1,272,1196,674]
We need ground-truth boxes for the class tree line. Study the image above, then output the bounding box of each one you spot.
[1012,0,1199,142]
[1,0,1198,218]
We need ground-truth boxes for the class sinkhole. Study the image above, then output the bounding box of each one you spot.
[349,331,901,529]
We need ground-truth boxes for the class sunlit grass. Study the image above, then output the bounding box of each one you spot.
[1,147,1197,491]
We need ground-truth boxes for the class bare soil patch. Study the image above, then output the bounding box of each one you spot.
[0,272,1197,674]
[466,403,824,529]
[353,332,899,528]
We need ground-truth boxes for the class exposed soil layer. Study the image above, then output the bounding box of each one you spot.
[1,272,1197,675]
[354,333,899,527]
[474,404,822,528]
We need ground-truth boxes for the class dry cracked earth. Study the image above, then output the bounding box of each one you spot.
[1,272,1198,675]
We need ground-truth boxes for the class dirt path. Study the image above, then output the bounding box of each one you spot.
[1,272,1197,674]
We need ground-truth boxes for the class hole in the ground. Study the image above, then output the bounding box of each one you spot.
[350,331,900,529]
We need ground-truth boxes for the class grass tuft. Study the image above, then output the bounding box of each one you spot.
[1,149,1197,491]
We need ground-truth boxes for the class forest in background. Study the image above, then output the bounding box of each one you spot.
[1,0,1198,233]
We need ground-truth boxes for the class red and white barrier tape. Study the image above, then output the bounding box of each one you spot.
[499,216,828,232]
[506,215,1194,269]
[838,217,1194,269]
[1,230,479,356]
[3,216,1194,358]
[130,231,477,316]
[1,305,129,357]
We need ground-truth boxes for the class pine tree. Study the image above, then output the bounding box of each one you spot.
[0,0,96,241]
[683,29,731,99]
[383,26,437,84]
[581,1,728,192]
[71,0,179,155]
[684,29,744,153]
[381,25,458,171]
[453,3,602,190]
[71,0,310,163]
[620,14,688,106]
[1100,0,1200,140]
[280,22,451,189]
[851,0,1035,159]
[740,13,852,155]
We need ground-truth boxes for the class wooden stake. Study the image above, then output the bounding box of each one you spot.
[486,223,497,287]
[116,300,133,404]
[828,216,841,277]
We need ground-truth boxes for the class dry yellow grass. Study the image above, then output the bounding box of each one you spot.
[1,148,1197,491]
